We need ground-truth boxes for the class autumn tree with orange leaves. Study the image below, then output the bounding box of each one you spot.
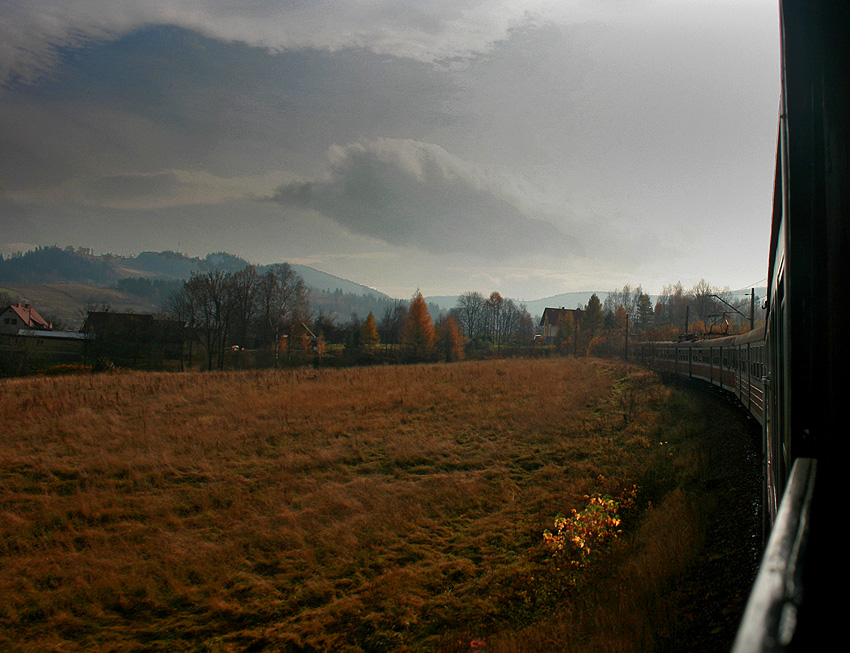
[360,312,380,349]
[401,291,436,361]
[437,316,465,362]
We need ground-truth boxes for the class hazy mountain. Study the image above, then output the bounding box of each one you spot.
[8,247,760,329]
[0,246,403,328]
[286,265,391,301]
[0,247,392,299]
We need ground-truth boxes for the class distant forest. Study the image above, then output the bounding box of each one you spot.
[0,246,262,284]
[0,246,117,285]
[0,246,438,335]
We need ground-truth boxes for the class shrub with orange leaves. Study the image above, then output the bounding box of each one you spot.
[543,487,637,566]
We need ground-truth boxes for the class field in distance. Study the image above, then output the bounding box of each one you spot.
[0,358,759,651]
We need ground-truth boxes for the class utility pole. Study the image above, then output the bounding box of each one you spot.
[750,288,755,331]
[709,293,753,331]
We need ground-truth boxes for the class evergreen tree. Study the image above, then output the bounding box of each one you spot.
[581,293,605,354]
[636,293,653,332]
[583,294,604,335]
[555,311,574,354]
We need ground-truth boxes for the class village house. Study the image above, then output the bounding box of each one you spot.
[1,303,89,374]
[1,303,51,336]
[539,307,584,344]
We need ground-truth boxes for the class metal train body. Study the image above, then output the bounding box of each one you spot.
[634,326,777,511]
[634,327,766,423]
[641,3,847,649]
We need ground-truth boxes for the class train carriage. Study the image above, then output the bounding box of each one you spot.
[639,3,847,649]
[635,326,765,425]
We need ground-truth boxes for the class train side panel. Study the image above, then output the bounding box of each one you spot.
[636,327,765,426]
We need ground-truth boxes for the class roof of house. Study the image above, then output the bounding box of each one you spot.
[540,307,584,327]
[3,303,50,330]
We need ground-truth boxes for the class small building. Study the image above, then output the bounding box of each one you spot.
[540,307,584,344]
[1,303,51,336]
[1,303,88,374]
[82,310,186,367]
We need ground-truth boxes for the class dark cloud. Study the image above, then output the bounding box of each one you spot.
[273,138,578,259]
[1,26,455,191]
[0,2,780,296]
[82,172,181,203]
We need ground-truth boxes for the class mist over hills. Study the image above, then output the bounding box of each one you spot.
[1,246,761,329]
[0,247,598,320]
[0,247,399,327]
[0,246,389,298]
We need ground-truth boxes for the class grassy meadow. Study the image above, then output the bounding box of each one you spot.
[0,358,756,651]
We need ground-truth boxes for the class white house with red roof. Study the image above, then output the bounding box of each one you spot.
[1,303,51,335]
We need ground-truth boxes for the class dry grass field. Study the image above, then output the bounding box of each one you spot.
[0,358,757,651]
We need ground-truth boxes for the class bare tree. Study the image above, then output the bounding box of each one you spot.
[229,265,260,352]
[378,299,408,347]
[257,263,309,364]
[180,270,229,370]
[451,291,487,339]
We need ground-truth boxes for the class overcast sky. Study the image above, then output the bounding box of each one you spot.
[1,0,779,300]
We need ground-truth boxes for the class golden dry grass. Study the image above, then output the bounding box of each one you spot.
[0,358,740,651]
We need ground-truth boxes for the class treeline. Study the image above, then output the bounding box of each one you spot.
[329,294,464,365]
[326,290,536,361]
[161,262,539,370]
[0,246,262,286]
[0,246,116,285]
[545,280,764,360]
[166,264,309,370]
[340,293,466,364]
[310,288,441,336]
[603,280,762,340]
[447,291,535,350]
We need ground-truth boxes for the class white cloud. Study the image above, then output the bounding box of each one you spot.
[272,138,578,259]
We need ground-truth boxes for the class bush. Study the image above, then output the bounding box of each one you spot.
[543,487,637,567]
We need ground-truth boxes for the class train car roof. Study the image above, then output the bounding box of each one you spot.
[732,325,765,345]
[640,327,764,348]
